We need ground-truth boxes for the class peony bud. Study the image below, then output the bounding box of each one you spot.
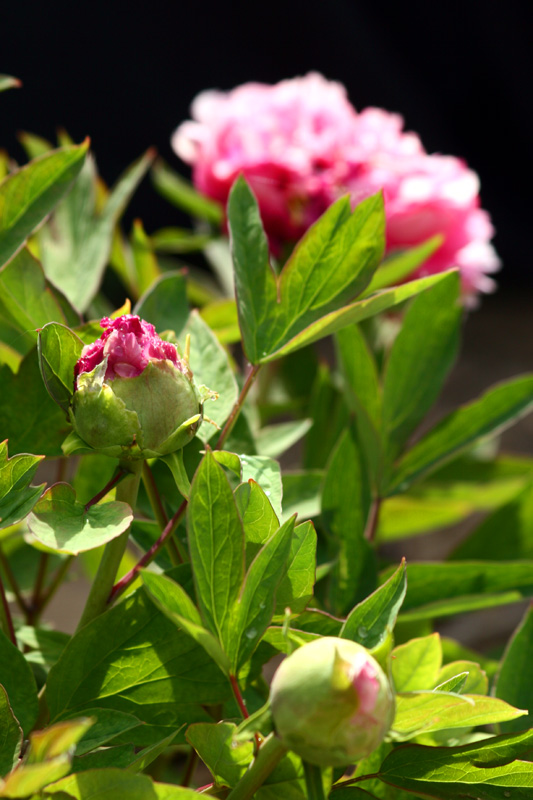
[270,637,395,767]
[69,315,202,459]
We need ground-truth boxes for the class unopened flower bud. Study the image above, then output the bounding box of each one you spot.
[69,315,202,459]
[270,637,395,767]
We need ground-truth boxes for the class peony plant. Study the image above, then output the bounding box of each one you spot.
[0,73,532,800]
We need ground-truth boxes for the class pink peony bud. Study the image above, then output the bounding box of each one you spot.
[70,315,202,459]
[173,74,499,300]
[270,637,395,767]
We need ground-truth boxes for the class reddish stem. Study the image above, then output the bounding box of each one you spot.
[217,364,260,450]
[364,497,381,543]
[230,673,249,719]
[85,468,127,511]
[109,499,187,603]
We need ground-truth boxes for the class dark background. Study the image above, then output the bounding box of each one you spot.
[1,1,531,288]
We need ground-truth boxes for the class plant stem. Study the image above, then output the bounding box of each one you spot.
[230,673,249,719]
[142,461,181,565]
[303,762,327,800]
[0,546,28,616]
[35,556,74,620]
[85,467,127,510]
[364,497,381,543]
[76,460,142,631]
[226,734,287,800]
[181,748,198,787]
[109,498,187,603]
[0,571,16,645]
[331,773,381,790]
[217,364,261,450]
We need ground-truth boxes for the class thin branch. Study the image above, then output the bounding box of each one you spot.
[84,467,127,511]
[109,498,187,602]
[230,673,249,719]
[181,749,198,788]
[364,497,381,543]
[217,364,261,450]
[331,773,381,790]
[142,461,181,565]
[0,546,29,615]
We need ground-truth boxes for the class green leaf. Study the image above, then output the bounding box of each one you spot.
[341,560,406,651]
[39,149,153,311]
[45,589,230,745]
[434,672,469,694]
[378,729,533,799]
[303,362,350,470]
[183,310,238,443]
[187,449,245,645]
[255,419,313,459]
[239,455,283,520]
[56,709,141,756]
[151,226,212,254]
[336,323,381,429]
[451,479,533,560]
[391,633,442,692]
[134,271,189,339]
[0,140,89,269]
[43,768,200,799]
[0,754,71,796]
[27,718,94,762]
[235,479,280,567]
[16,627,70,673]
[17,131,53,160]
[0,348,69,457]
[187,721,254,787]
[151,158,223,225]
[228,176,385,364]
[362,235,443,295]
[274,520,317,616]
[228,516,295,671]
[126,731,181,773]
[0,628,39,736]
[141,571,231,676]
[321,426,376,615]
[37,322,84,412]
[0,684,22,777]
[0,75,21,93]
[261,273,454,363]
[382,271,461,457]
[436,661,488,695]
[0,441,44,529]
[393,692,526,739]
[0,248,77,352]
[494,604,533,732]
[27,483,133,555]
[200,299,241,345]
[383,561,533,621]
[386,375,533,495]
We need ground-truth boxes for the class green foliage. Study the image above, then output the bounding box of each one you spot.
[0,441,44,529]
[494,605,533,732]
[0,629,39,736]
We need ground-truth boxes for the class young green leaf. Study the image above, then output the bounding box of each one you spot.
[393,692,526,739]
[436,661,488,695]
[26,717,95,762]
[130,219,161,296]
[322,426,377,615]
[382,270,461,458]
[27,483,133,555]
[187,449,245,645]
[186,721,254,787]
[0,74,21,92]
[274,520,317,616]
[43,768,201,799]
[391,633,442,692]
[0,628,39,736]
[0,441,45,529]
[361,234,443,295]
[235,479,280,567]
[55,709,140,756]
[183,310,239,443]
[142,571,231,676]
[227,516,295,671]
[37,322,84,412]
[239,455,283,519]
[386,375,533,495]
[0,140,89,269]
[494,604,533,732]
[255,419,313,459]
[341,560,406,650]
[336,323,382,429]
[228,175,386,364]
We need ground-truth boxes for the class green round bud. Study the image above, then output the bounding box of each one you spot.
[270,637,395,767]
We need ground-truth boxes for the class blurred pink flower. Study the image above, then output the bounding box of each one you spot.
[74,314,183,386]
[173,74,500,298]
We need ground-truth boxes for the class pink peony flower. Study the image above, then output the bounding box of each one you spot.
[173,74,499,299]
[74,314,185,387]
